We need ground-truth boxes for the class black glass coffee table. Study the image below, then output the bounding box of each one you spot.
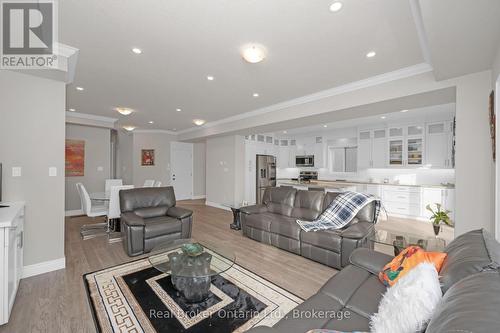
[148,239,236,303]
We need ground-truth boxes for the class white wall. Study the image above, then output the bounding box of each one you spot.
[132,132,176,187]
[193,142,206,197]
[205,135,245,207]
[0,71,65,267]
[116,130,134,185]
[493,42,500,86]
[65,124,111,211]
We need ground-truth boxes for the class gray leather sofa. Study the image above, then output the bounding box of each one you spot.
[119,187,193,256]
[240,187,377,269]
[248,228,500,333]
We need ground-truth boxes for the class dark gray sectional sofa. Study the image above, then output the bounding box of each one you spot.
[248,229,500,333]
[240,187,377,269]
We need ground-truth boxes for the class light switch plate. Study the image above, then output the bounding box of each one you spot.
[12,167,21,177]
[49,167,57,177]
[97,166,104,172]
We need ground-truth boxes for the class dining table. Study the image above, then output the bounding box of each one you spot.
[90,192,110,201]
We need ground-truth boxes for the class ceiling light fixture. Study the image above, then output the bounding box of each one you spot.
[400,109,409,113]
[329,2,343,12]
[148,121,154,124]
[172,128,177,131]
[283,130,287,134]
[207,76,215,81]
[381,116,386,119]
[68,108,76,112]
[323,125,328,128]
[176,108,182,112]
[131,47,142,54]
[253,93,259,97]
[76,86,84,91]
[193,119,206,126]
[115,107,134,115]
[366,51,377,58]
[123,126,136,131]
[242,44,266,64]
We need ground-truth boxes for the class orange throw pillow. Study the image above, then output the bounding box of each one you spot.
[379,246,447,287]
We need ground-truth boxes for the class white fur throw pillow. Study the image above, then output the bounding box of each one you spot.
[370,262,442,333]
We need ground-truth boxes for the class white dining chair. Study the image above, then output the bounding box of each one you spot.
[77,183,109,240]
[143,179,155,187]
[107,185,134,243]
[105,179,123,192]
[154,181,162,187]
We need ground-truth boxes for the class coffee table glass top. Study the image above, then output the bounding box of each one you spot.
[148,239,236,278]
[370,229,446,252]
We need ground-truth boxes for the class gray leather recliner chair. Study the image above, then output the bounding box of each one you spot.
[119,187,193,256]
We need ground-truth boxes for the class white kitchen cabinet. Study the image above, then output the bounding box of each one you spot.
[244,141,257,204]
[422,187,455,223]
[356,184,382,198]
[388,125,424,167]
[425,121,453,169]
[358,129,387,169]
[382,186,422,218]
[0,202,24,325]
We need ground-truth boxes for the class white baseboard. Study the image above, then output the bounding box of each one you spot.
[65,209,83,217]
[192,195,206,200]
[23,257,66,279]
[205,201,231,211]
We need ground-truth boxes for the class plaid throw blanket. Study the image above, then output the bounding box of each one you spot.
[297,191,381,232]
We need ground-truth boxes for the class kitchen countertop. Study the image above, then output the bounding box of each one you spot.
[0,202,25,227]
[276,179,455,190]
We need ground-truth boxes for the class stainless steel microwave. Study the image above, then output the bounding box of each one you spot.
[295,155,314,167]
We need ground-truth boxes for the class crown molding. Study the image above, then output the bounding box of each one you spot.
[133,129,178,135]
[66,111,118,129]
[176,63,434,135]
[409,0,432,65]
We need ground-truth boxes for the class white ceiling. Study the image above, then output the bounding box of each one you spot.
[60,0,500,132]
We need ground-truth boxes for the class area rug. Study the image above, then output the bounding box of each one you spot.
[84,247,302,333]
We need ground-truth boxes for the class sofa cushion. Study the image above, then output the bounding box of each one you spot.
[440,228,500,292]
[291,190,325,221]
[134,205,168,219]
[144,216,181,239]
[270,216,302,240]
[301,229,342,253]
[120,187,176,212]
[244,212,283,232]
[323,192,375,223]
[426,271,500,333]
[263,187,297,217]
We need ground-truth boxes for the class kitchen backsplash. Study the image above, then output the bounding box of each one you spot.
[277,167,455,186]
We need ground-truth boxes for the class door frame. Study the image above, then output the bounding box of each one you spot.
[170,141,194,200]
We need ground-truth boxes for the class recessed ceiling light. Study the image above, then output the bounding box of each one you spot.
[323,125,328,128]
[68,108,76,112]
[76,86,84,91]
[366,51,377,58]
[400,109,409,113]
[193,119,206,126]
[172,128,177,131]
[283,130,288,134]
[176,108,182,112]
[242,44,266,64]
[123,126,136,131]
[207,76,215,81]
[115,107,134,115]
[148,121,154,124]
[329,2,343,12]
[253,93,259,97]
[381,116,386,119]
[131,47,142,54]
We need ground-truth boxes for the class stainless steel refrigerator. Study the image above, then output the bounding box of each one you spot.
[256,155,277,204]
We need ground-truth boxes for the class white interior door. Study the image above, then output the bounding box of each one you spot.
[170,142,193,200]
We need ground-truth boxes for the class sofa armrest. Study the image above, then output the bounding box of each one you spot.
[341,221,373,239]
[167,206,193,219]
[349,248,393,275]
[240,204,268,215]
[121,212,145,227]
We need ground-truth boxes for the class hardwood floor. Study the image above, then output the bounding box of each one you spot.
[0,200,337,333]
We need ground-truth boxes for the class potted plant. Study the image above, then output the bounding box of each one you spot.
[426,203,453,237]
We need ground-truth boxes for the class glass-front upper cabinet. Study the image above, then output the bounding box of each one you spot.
[389,139,404,165]
[406,138,423,165]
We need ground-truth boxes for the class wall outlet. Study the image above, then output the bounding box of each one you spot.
[12,167,21,177]
[49,167,57,177]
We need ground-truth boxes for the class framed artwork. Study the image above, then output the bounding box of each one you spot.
[490,90,495,161]
[141,149,155,166]
[65,139,85,176]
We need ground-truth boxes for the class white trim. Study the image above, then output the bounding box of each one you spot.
[176,63,433,135]
[65,209,83,217]
[205,201,231,211]
[409,0,432,65]
[191,195,206,200]
[22,257,66,279]
[134,129,177,135]
[66,111,118,123]
[66,112,118,129]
